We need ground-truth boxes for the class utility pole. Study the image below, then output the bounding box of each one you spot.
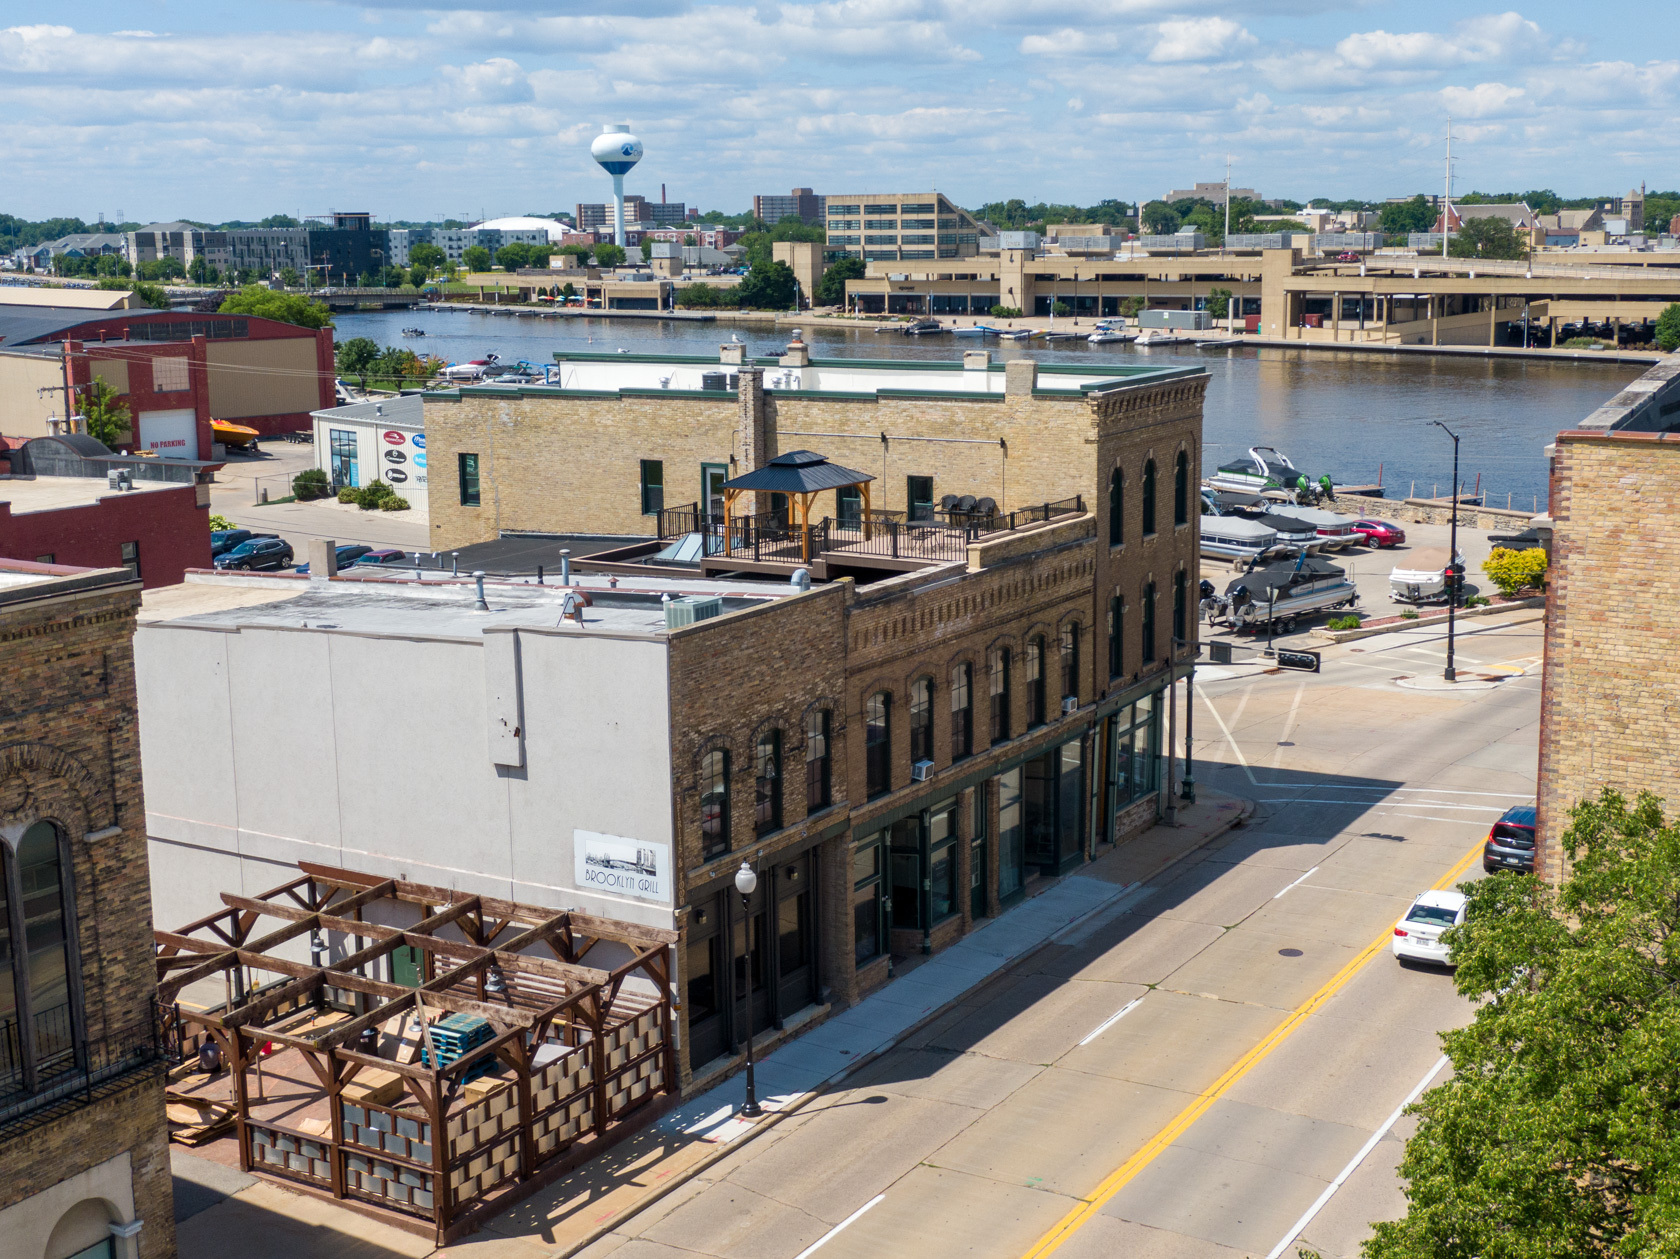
[1224,156,1232,258]
[1433,422,1461,682]
[1443,117,1452,260]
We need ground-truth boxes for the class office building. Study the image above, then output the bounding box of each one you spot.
[1164,182,1258,203]
[575,199,687,232]
[754,188,826,224]
[0,557,174,1259]
[825,193,986,262]
[309,393,429,512]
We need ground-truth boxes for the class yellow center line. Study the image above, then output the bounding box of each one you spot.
[1020,836,1484,1259]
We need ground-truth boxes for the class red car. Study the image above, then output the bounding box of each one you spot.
[1352,519,1406,547]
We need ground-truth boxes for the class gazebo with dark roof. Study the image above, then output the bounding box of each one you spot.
[721,450,874,562]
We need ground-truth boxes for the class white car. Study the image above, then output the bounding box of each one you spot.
[1392,889,1468,966]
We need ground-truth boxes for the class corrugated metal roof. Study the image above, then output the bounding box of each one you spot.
[0,305,108,346]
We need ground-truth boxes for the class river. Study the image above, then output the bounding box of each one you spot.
[336,309,1645,511]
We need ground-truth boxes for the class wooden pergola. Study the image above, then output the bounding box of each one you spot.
[721,449,875,563]
[154,862,678,1244]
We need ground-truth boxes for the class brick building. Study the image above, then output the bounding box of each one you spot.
[1536,352,1680,881]
[1,434,215,588]
[0,304,336,450]
[138,358,1203,1092]
[422,350,1200,549]
[0,559,173,1259]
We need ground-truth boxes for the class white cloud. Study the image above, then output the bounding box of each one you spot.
[1149,18,1254,64]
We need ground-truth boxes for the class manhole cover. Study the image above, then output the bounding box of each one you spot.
[1278,948,1304,957]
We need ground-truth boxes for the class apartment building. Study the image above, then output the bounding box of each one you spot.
[137,351,1205,1094]
[0,558,174,1259]
[754,188,826,224]
[575,198,688,231]
[825,193,986,262]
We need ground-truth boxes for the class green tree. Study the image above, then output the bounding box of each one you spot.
[1482,546,1549,596]
[1366,788,1680,1259]
[554,244,592,269]
[188,257,209,284]
[495,242,536,271]
[81,376,130,447]
[1449,216,1527,261]
[1121,295,1147,318]
[462,245,492,273]
[735,260,797,310]
[1141,201,1181,234]
[260,214,301,228]
[278,266,300,287]
[1205,287,1234,323]
[1654,302,1680,353]
[93,276,169,308]
[593,243,627,269]
[335,337,381,382]
[640,239,654,263]
[816,256,865,306]
[218,286,333,329]
[1379,196,1437,235]
[1051,301,1071,317]
[407,243,445,276]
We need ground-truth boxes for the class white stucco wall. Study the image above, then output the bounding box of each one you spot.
[135,622,675,935]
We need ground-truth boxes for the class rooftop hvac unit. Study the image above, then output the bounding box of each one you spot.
[106,468,133,492]
[700,372,728,392]
[1061,695,1079,715]
[911,759,935,782]
[665,595,722,629]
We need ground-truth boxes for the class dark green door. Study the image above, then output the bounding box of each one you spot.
[392,945,422,987]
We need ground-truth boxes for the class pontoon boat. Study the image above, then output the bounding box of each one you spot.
[1201,555,1359,632]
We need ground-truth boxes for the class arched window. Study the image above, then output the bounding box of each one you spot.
[1108,468,1124,546]
[1060,622,1080,706]
[1108,595,1124,679]
[950,662,973,761]
[804,709,832,813]
[2,821,80,1092]
[755,729,782,836]
[1173,570,1188,644]
[989,646,1011,745]
[866,692,892,798]
[1142,459,1157,536]
[1142,582,1157,663]
[910,678,933,767]
[1174,451,1189,526]
[700,752,730,860]
[1025,636,1046,728]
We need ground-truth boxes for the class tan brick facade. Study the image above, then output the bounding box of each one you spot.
[423,368,1195,550]
[660,372,1205,1081]
[0,571,174,1259]
[1537,432,1680,882]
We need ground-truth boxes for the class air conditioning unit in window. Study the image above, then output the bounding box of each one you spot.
[911,759,935,782]
[1061,695,1078,715]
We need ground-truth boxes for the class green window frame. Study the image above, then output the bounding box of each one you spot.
[640,459,664,516]
[458,452,481,507]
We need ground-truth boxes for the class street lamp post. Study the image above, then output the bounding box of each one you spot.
[1432,421,1461,682]
[734,860,763,1119]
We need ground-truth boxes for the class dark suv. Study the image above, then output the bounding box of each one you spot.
[1483,804,1537,873]
[210,528,278,558]
[214,537,294,571]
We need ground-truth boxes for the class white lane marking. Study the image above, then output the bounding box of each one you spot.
[1269,678,1307,768]
[1078,996,1146,1047]
[1254,799,1506,812]
[1253,785,1528,799]
[1385,812,1493,825]
[1272,866,1320,899]
[1199,686,1257,786]
[794,1194,887,1258]
[1264,1055,1449,1259]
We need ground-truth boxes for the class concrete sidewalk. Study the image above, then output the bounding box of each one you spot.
[172,790,1249,1259]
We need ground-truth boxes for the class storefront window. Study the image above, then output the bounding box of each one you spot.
[928,798,958,924]
[852,837,885,965]
[997,768,1025,903]
[1106,692,1164,838]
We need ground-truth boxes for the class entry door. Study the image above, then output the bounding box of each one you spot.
[702,462,730,554]
[685,896,727,1070]
[907,476,934,522]
[330,428,359,488]
[773,853,817,1020]
[391,945,422,987]
[730,885,772,1048]
[1024,752,1057,870]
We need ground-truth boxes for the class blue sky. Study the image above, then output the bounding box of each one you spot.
[4,1,1673,222]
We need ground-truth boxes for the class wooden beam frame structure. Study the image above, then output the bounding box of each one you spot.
[154,862,681,1245]
[721,477,873,565]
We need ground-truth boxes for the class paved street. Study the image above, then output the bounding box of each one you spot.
[211,440,434,553]
[571,611,1540,1259]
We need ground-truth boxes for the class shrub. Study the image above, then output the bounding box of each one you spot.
[356,480,394,510]
[1468,595,1492,607]
[209,514,234,532]
[1400,609,1419,619]
[1482,546,1548,597]
[379,495,411,512]
[292,468,331,501]
[1560,336,1605,349]
[337,486,359,503]
[1326,615,1364,631]
[989,305,1023,319]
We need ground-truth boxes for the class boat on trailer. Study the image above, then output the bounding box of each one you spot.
[1208,446,1304,495]
[1201,555,1359,632]
[1389,546,1463,604]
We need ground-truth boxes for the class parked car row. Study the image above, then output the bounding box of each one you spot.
[211,530,415,574]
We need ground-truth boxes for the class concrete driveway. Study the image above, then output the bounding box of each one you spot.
[210,441,433,555]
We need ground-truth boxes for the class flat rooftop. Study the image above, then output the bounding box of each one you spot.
[0,558,137,605]
[429,352,1201,403]
[0,475,183,514]
[140,568,797,640]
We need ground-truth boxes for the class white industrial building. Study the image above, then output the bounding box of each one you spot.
[311,393,428,513]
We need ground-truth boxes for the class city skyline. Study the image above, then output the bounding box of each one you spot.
[2,1,1673,221]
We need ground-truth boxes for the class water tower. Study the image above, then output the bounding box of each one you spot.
[589,123,643,248]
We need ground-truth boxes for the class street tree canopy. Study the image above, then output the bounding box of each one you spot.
[1379,196,1437,235]
[1365,788,1680,1259]
[735,260,797,310]
[218,286,333,329]
[1654,302,1680,353]
[816,256,864,307]
[461,245,492,273]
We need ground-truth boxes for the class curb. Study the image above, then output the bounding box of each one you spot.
[547,796,1256,1258]
[1312,598,1544,644]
